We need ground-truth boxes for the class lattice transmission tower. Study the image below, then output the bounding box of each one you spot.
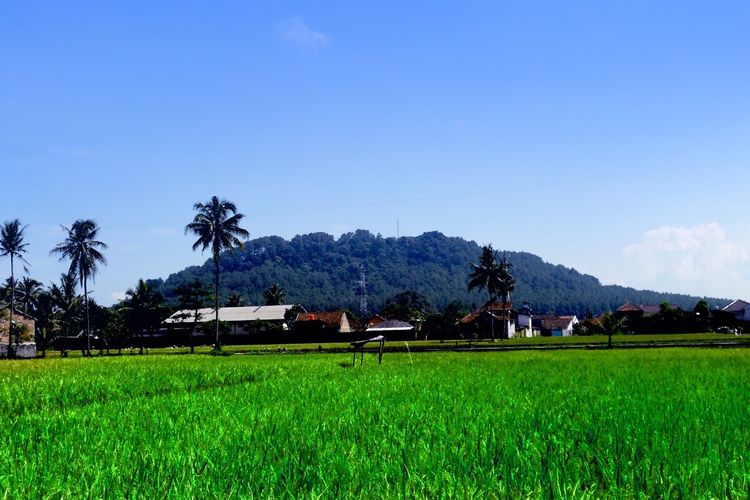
[356,264,369,317]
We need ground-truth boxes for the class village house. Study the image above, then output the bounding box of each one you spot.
[614,303,663,319]
[613,303,670,332]
[515,304,540,338]
[0,306,37,358]
[532,314,579,337]
[721,299,750,323]
[293,311,352,337]
[365,314,386,329]
[459,301,517,339]
[550,316,578,337]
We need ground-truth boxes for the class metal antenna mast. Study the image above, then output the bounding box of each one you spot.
[357,264,369,317]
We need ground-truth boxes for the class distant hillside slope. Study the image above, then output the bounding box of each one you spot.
[149,230,725,316]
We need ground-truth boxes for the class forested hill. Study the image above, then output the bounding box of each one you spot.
[149,230,724,316]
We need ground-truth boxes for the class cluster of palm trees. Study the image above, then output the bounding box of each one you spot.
[1,272,87,355]
[468,244,516,340]
[468,244,516,304]
[1,218,118,356]
[0,195,250,358]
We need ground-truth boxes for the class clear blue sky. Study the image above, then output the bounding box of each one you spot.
[1,1,748,305]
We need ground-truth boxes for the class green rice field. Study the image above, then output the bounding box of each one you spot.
[1,348,749,497]
[40,332,750,358]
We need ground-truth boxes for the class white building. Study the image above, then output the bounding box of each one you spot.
[163,305,296,334]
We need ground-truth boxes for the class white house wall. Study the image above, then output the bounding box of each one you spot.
[517,314,532,329]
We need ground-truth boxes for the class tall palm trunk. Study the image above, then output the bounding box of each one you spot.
[84,277,91,357]
[214,257,220,350]
[8,254,14,357]
[190,323,196,354]
[489,292,496,342]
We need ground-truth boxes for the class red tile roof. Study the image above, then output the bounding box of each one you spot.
[296,311,345,328]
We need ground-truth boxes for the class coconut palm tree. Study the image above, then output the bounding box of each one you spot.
[51,273,82,334]
[263,283,286,306]
[468,245,502,304]
[0,278,12,305]
[51,219,107,356]
[1,219,29,357]
[468,245,516,340]
[121,279,165,355]
[32,290,56,357]
[49,273,83,357]
[226,292,245,307]
[16,277,43,315]
[185,196,249,350]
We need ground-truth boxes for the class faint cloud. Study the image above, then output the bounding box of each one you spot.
[621,223,750,297]
[454,119,465,128]
[279,18,329,50]
[111,291,127,303]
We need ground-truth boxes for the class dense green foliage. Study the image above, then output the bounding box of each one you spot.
[1,350,748,497]
[151,230,724,316]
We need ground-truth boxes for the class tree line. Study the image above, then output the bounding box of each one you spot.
[1,195,248,357]
[151,230,727,316]
[3,199,735,358]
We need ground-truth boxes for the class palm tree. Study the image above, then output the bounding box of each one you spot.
[468,245,502,305]
[174,279,211,354]
[226,292,245,307]
[121,279,165,355]
[32,290,56,357]
[1,219,29,357]
[468,245,516,340]
[49,273,83,356]
[51,219,107,356]
[185,196,249,350]
[0,278,13,305]
[16,277,43,315]
[50,273,82,336]
[263,283,285,305]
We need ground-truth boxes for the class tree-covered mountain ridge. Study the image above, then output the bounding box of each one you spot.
[149,230,726,317]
